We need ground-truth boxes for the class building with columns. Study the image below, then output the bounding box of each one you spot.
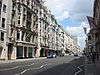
[0,0,80,60]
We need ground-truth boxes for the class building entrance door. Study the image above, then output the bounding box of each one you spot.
[8,44,13,60]
[40,48,44,57]
[24,47,27,58]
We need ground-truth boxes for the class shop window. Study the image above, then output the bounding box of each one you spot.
[17,46,23,58]
[28,47,33,57]
[1,32,4,41]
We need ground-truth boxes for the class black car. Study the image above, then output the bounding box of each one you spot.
[74,53,78,56]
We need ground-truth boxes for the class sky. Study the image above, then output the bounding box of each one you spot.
[44,0,94,50]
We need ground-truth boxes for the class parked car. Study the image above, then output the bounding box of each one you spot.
[74,53,78,56]
[53,54,56,58]
[59,53,64,57]
[47,54,56,58]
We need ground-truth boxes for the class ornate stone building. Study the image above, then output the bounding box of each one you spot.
[0,0,80,60]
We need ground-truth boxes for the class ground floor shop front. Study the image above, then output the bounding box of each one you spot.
[0,43,61,60]
[7,43,38,60]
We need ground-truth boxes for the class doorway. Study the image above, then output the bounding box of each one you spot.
[24,47,27,58]
[8,44,13,60]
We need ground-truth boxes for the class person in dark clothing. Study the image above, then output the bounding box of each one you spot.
[91,52,96,64]
[87,52,91,61]
[96,53,99,60]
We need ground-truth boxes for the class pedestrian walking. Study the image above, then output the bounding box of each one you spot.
[87,52,91,61]
[96,52,99,60]
[91,52,96,64]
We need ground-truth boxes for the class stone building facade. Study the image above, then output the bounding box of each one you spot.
[0,0,8,60]
[93,0,100,53]
[86,0,100,53]
[0,0,80,60]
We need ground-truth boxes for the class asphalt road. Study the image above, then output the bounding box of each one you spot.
[0,56,85,75]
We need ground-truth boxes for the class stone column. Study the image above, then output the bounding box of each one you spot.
[36,7,41,57]
[32,47,34,57]
[36,47,41,57]
[5,46,8,60]
[23,46,24,58]
[27,47,28,58]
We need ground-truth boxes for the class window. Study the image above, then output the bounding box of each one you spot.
[27,1,30,6]
[17,31,20,40]
[26,33,31,42]
[23,8,25,13]
[18,20,20,24]
[3,4,6,13]
[88,36,91,40]
[18,16,20,19]
[28,47,33,57]
[1,32,4,41]
[10,28,13,36]
[0,1,2,10]
[2,18,5,28]
[32,35,34,43]
[21,31,25,41]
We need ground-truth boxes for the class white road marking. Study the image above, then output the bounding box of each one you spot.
[75,65,83,75]
[0,63,35,71]
[20,69,27,74]
[0,66,19,71]
[19,63,35,67]
[15,63,52,75]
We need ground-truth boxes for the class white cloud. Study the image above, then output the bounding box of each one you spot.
[66,22,89,49]
[45,0,93,49]
[77,36,86,49]
[45,0,94,22]
[56,11,70,21]
[66,26,83,35]
[66,22,88,36]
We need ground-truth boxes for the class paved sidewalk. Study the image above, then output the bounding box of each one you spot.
[0,57,46,64]
[85,56,100,75]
